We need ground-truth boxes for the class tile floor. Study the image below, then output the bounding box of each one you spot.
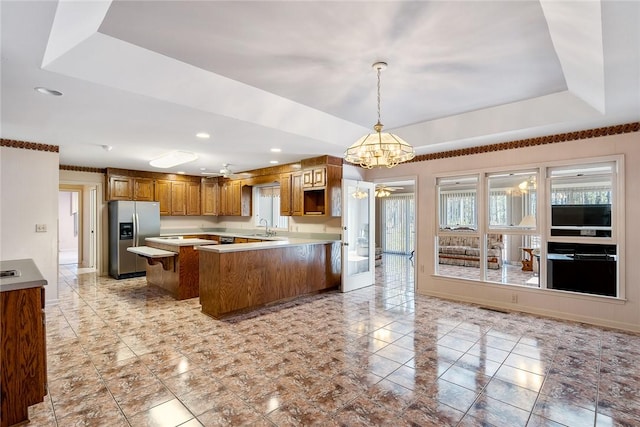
[26,254,640,426]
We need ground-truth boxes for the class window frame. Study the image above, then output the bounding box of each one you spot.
[433,155,625,300]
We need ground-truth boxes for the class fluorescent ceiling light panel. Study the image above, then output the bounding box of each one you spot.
[149,150,198,168]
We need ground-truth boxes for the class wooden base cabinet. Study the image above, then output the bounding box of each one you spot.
[1,287,47,427]
[199,242,341,318]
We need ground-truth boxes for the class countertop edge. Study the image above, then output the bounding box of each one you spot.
[0,259,47,292]
[196,238,339,253]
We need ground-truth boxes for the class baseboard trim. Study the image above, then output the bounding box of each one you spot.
[419,289,640,334]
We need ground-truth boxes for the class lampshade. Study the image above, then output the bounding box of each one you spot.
[518,215,536,227]
[345,62,415,169]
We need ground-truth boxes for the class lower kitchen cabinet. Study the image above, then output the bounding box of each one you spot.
[1,285,47,427]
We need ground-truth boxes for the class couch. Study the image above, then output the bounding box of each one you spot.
[438,233,503,269]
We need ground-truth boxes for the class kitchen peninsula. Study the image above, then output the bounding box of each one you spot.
[130,237,213,300]
[197,238,341,318]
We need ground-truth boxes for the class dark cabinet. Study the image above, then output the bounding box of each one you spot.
[1,286,47,427]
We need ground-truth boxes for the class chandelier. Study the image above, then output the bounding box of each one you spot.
[345,62,415,169]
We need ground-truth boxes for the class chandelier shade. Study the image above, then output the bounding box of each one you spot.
[345,62,415,169]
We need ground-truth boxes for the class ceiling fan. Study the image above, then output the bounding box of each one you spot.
[202,164,246,179]
[375,184,404,197]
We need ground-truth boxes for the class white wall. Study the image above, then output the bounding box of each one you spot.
[1,146,60,302]
[365,132,640,332]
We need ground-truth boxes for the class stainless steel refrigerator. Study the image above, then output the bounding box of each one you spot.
[109,201,161,279]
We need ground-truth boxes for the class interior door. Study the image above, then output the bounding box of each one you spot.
[89,187,96,268]
[341,179,375,292]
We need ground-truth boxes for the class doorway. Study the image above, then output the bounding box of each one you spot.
[58,184,98,269]
[58,189,80,265]
[374,179,417,287]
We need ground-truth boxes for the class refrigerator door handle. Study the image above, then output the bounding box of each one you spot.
[133,213,139,247]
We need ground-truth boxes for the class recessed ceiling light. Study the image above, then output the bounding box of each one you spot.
[34,87,63,96]
[177,171,185,175]
[270,160,279,164]
[196,132,210,139]
[270,148,281,153]
[149,151,198,168]
[200,167,206,171]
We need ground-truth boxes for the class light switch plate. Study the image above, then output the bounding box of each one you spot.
[35,224,47,232]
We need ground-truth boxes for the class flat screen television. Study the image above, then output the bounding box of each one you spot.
[551,204,611,227]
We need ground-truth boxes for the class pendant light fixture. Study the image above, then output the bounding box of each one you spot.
[345,62,415,169]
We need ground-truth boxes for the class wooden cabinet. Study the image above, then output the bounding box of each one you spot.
[219,181,230,215]
[280,172,303,216]
[108,175,133,200]
[170,181,186,216]
[133,177,154,201]
[108,175,154,201]
[279,173,292,216]
[106,155,341,217]
[186,181,201,216]
[220,180,251,216]
[303,167,326,188]
[291,172,304,216]
[155,179,172,216]
[1,286,47,427]
[201,178,220,216]
[302,165,341,217]
[155,180,200,216]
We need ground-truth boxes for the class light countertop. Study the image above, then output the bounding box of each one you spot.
[127,246,177,258]
[160,231,286,242]
[0,258,47,292]
[196,238,339,253]
[145,237,216,247]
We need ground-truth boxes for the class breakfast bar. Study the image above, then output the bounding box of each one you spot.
[139,237,213,300]
[197,239,341,318]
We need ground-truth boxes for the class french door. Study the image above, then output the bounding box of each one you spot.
[341,179,375,292]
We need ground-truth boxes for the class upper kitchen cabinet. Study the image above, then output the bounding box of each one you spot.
[154,179,172,216]
[155,178,201,216]
[186,181,201,216]
[133,177,154,201]
[280,172,303,216]
[302,167,326,188]
[219,180,251,216]
[280,173,291,216]
[107,169,154,201]
[201,178,220,216]
[107,175,133,200]
[300,156,342,217]
[302,165,342,216]
[170,181,186,216]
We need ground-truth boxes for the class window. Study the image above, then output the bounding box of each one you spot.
[549,162,613,237]
[436,176,481,281]
[437,176,478,230]
[434,158,622,298]
[547,162,618,297]
[487,171,537,228]
[253,185,288,230]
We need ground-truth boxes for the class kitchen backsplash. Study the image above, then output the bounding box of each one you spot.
[160,215,342,236]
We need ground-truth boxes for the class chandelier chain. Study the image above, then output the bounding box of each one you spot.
[377,66,382,125]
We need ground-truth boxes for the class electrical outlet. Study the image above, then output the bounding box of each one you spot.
[35,224,47,232]
[511,293,518,303]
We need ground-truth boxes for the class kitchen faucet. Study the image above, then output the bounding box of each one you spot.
[259,218,270,236]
